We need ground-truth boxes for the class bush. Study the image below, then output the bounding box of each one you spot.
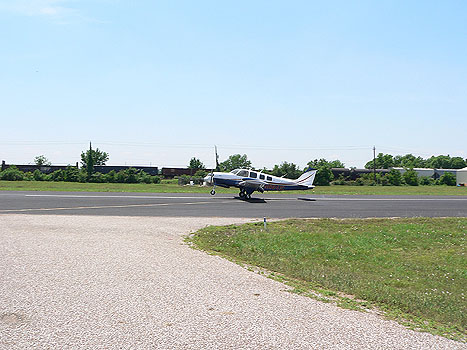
[331,174,349,185]
[194,170,207,178]
[178,175,191,185]
[419,176,435,186]
[137,171,153,184]
[88,172,105,183]
[439,173,456,186]
[152,176,161,184]
[354,178,365,186]
[0,166,24,181]
[32,169,46,181]
[116,168,139,183]
[387,169,403,186]
[403,169,419,186]
[380,176,390,186]
[63,166,80,182]
[103,170,117,183]
[23,172,34,181]
[50,170,64,182]
[78,171,88,183]
[178,175,204,185]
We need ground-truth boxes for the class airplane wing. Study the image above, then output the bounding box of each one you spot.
[238,178,267,189]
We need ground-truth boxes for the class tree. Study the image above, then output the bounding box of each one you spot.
[427,155,452,169]
[393,154,426,168]
[80,143,109,179]
[188,157,205,170]
[271,162,302,179]
[34,155,51,166]
[328,160,345,168]
[307,159,337,186]
[365,153,395,169]
[451,157,466,169]
[308,159,344,169]
[219,154,251,172]
[80,145,109,168]
[365,153,466,170]
[314,167,333,186]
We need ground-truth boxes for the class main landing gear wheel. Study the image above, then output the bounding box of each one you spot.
[239,190,251,199]
[210,189,216,195]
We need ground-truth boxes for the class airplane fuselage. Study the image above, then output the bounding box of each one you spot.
[212,172,309,191]
[205,169,316,198]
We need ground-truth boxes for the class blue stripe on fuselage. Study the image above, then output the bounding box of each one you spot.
[263,184,309,191]
[213,178,240,188]
[214,177,309,191]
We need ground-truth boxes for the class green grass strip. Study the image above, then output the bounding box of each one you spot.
[188,218,467,341]
[1,180,467,196]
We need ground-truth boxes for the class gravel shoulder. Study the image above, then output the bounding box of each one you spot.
[0,215,465,349]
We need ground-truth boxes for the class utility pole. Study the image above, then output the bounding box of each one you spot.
[373,146,376,183]
[86,141,94,179]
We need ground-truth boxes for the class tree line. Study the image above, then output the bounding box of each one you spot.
[1,147,465,186]
[365,153,466,170]
[0,146,161,184]
[187,153,464,187]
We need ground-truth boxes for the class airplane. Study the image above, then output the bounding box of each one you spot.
[204,167,317,199]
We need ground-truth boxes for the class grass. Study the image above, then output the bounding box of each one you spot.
[187,218,467,341]
[0,180,466,196]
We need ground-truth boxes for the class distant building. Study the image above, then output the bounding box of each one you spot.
[331,168,389,180]
[1,161,158,176]
[457,167,467,186]
[1,160,77,174]
[161,167,197,178]
[93,166,159,176]
[391,167,457,179]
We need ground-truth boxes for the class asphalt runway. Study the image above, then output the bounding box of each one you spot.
[1,191,467,218]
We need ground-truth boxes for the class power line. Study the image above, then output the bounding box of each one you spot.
[0,140,373,151]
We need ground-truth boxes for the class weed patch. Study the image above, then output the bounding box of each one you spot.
[188,218,467,341]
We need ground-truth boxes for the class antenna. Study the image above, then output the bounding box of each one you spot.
[373,145,376,182]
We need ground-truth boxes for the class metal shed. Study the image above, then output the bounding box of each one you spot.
[457,167,467,186]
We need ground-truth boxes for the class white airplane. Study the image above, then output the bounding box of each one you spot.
[204,167,317,199]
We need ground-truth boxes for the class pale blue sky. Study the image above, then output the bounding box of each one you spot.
[1,0,466,169]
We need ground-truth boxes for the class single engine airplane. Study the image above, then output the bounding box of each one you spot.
[204,167,317,199]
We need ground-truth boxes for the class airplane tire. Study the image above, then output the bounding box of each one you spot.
[210,190,216,195]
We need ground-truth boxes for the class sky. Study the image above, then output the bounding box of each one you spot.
[0,0,466,169]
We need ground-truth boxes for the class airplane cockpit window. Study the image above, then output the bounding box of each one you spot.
[231,169,239,175]
[250,172,257,178]
[237,170,248,177]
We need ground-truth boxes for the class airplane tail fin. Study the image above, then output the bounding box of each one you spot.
[294,167,317,188]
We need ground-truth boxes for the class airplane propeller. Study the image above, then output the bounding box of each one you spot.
[208,146,219,194]
[203,145,218,191]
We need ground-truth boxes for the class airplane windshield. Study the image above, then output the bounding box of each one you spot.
[230,169,239,175]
